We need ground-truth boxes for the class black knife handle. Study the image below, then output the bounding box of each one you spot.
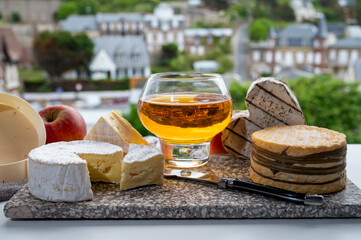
[219,178,324,206]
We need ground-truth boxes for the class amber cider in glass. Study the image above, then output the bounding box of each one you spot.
[138,93,232,144]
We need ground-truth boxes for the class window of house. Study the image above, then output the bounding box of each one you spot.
[252,51,261,62]
[141,68,145,76]
[197,46,205,55]
[131,52,140,61]
[157,32,164,45]
[280,38,288,46]
[314,52,322,64]
[338,50,349,64]
[285,51,293,66]
[167,32,174,42]
[350,50,359,62]
[147,32,153,43]
[133,68,136,76]
[296,52,304,64]
[275,51,282,63]
[307,52,313,64]
[265,51,273,63]
[190,46,196,54]
[173,19,179,28]
[195,36,200,45]
[207,35,213,45]
[177,32,184,43]
[329,49,336,61]
[301,38,309,46]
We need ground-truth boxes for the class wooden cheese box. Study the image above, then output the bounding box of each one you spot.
[4,154,361,219]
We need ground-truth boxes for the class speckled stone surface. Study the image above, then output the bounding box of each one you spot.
[4,154,361,219]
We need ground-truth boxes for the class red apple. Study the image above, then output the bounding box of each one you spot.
[210,132,228,154]
[39,105,87,144]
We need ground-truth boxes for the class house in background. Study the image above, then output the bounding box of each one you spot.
[290,0,318,23]
[60,13,144,38]
[185,28,232,55]
[90,35,150,80]
[249,14,328,79]
[328,38,361,80]
[144,3,185,53]
[0,27,22,92]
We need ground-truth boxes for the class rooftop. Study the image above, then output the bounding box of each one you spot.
[92,36,149,68]
[330,38,361,48]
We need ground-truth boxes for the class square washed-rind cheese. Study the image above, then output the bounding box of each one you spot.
[120,144,164,190]
[84,110,149,154]
[28,140,123,202]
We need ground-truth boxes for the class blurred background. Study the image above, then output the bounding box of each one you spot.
[0,0,361,142]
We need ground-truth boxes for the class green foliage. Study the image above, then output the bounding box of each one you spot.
[202,0,229,10]
[313,0,345,23]
[11,12,21,23]
[191,19,227,28]
[77,0,99,15]
[228,80,250,110]
[249,18,274,42]
[229,75,361,143]
[226,0,294,23]
[357,1,361,25]
[57,2,78,20]
[160,43,179,66]
[123,104,153,137]
[57,1,99,20]
[33,31,94,80]
[18,67,45,83]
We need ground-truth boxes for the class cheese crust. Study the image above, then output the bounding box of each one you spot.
[252,125,346,157]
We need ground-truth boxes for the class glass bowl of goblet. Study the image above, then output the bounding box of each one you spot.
[138,72,232,168]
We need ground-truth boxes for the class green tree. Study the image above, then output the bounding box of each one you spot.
[249,18,274,42]
[123,104,153,136]
[77,0,99,15]
[160,43,178,66]
[202,0,229,10]
[33,31,94,84]
[56,2,78,20]
[11,12,21,23]
[356,0,361,25]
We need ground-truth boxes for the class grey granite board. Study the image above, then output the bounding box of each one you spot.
[4,154,361,219]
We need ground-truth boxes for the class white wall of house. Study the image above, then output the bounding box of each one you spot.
[5,64,20,89]
[90,50,117,80]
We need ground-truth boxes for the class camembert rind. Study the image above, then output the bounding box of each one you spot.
[120,144,164,190]
[28,140,123,202]
[84,111,149,154]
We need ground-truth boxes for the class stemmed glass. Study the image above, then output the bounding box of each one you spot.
[138,73,232,168]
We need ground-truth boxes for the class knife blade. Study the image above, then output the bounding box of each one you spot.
[164,169,324,206]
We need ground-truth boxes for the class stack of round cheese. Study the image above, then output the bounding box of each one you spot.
[250,125,347,194]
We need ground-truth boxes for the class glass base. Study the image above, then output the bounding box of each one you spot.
[160,140,210,168]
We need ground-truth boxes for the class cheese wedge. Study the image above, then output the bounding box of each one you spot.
[120,144,164,190]
[84,111,149,154]
[28,141,123,202]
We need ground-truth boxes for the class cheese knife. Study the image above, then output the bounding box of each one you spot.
[164,169,324,206]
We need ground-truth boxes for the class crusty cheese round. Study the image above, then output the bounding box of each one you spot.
[250,125,347,194]
[252,125,346,157]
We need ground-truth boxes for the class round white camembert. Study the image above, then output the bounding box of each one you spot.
[28,140,123,202]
